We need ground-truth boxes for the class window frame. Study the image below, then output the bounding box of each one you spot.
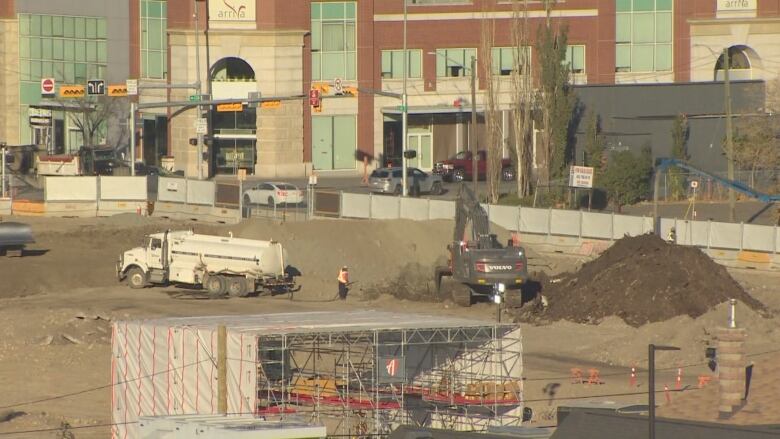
[615,0,673,73]
[140,0,168,80]
[491,46,532,76]
[380,49,422,79]
[435,48,477,78]
[311,2,357,81]
[565,45,586,74]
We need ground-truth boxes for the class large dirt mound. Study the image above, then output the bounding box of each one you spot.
[516,233,768,327]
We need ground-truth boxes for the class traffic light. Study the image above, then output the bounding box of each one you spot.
[189,138,197,146]
[403,150,417,159]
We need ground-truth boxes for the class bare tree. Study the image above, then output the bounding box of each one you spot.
[733,114,780,188]
[480,5,503,203]
[510,0,533,197]
[59,96,128,150]
[668,113,689,200]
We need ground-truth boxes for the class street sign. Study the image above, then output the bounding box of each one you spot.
[309,88,321,107]
[216,102,243,112]
[40,78,55,96]
[260,100,281,109]
[248,91,261,108]
[690,180,699,189]
[569,166,594,188]
[195,118,208,134]
[126,79,138,96]
[189,95,201,102]
[334,77,343,95]
[108,84,128,97]
[87,79,106,95]
[59,85,86,98]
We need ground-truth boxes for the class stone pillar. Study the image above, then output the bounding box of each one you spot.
[716,327,747,418]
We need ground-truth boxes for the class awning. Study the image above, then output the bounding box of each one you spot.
[381,104,484,115]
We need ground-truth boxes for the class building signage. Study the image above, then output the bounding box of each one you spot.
[568,166,594,189]
[718,0,756,11]
[209,0,256,28]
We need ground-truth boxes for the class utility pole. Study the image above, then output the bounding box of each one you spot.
[470,55,478,196]
[130,102,136,176]
[194,0,204,180]
[723,47,735,222]
[401,0,409,197]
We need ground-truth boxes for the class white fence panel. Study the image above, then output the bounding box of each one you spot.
[488,205,519,231]
[776,227,780,253]
[158,177,187,203]
[742,224,776,253]
[673,220,709,247]
[44,176,97,201]
[709,221,742,249]
[613,214,648,239]
[519,208,550,234]
[581,212,613,239]
[341,193,370,218]
[400,198,430,221]
[550,210,580,236]
[186,180,215,206]
[429,199,455,219]
[370,195,400,219]
[99,176,147,200]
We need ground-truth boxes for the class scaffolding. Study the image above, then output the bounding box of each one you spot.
[112,311,524,438]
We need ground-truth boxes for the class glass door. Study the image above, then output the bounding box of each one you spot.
[407,132,433,170]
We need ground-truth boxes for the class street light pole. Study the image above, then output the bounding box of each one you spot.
[470,55,477,196]
[194,0,204,180]
[401,0,408,197]
[723,47,735,222]
[648,344,680,439]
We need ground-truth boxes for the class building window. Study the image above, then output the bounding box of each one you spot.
[566,45,586,74]
[435,48,476,77]
[407,0,472,4]
[141,0,167,79]
[491,46,531,76]
[311,2,357,81]
[615,0,672,73]
[19,14,107,84]
[381,50,422,79]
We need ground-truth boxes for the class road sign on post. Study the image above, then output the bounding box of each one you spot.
[87,79,106,95]
[195,118,208,134]
[126,79,138,96]
[334,77,343,95]
[41,78,55,96]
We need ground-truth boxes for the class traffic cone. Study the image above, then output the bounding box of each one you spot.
[629,365,637,388]
[676,368,682,390]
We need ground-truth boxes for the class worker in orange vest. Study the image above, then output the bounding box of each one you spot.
[338,266,349,300]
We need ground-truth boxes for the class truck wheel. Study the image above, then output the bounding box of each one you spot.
[126,267,147,289]
[452,284,472,307]
[453,168,466,182]
[227,277,249,297]
[205,275,226,298]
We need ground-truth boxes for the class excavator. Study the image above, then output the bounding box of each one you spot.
[435,184,529,307]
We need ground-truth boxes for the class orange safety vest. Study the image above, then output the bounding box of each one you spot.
[338,269,349,284]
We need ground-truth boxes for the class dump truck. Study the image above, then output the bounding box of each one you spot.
[117,230,294,297]
[435,184,528,307]
[0,222,34,257]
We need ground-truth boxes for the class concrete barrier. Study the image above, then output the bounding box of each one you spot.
[98,201,148,217]
[370,195,400,219]
[44,176,98,201]
[44,201,97,218]
[187,180,216,206]
[0,198,11,215]
[429,199,455,219]
[157,177,187,203]
[152,201,240,224]
[342,193,370,218]
[11,200,45,216]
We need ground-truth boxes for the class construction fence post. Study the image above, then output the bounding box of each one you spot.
[217,325,227,414]
[339,190,343,219]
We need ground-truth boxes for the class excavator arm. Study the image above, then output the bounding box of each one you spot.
[453,184,494,248]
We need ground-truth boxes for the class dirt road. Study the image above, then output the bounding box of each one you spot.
[0,215,778,437]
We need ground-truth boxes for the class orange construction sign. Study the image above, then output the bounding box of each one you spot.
[216,102,243,112]
[59,85,86,98]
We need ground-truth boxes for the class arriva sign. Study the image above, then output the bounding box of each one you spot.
[717,0,756,18]
[209,0,256,28]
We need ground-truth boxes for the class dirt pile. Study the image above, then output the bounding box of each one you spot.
[362,262,445,302]
[516,233,768,327]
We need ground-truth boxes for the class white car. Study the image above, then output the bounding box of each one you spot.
[243,182,304,207]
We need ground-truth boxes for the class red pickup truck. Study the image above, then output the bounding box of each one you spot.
[433,151,515,182]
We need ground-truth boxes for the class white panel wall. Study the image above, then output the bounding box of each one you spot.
[187,180,215,206]
[743,224,775,252]
[550,210,580,236]
[99,176,147,200]
[400,198,430,221]
[342,193,370,218]
[519,208,550,234]
[44,176,97,201]
[581,212,613,239]
[158,177,187,203]
[488,205,520,232]
[709,222,742,249]
[370,195,400,219]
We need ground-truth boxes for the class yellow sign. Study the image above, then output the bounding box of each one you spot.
[217,102,243,112]
[312,82,330,94]
[260,100,281,109]
[59,85,86,98]
[342,86,358,96]
[108,85,128,97]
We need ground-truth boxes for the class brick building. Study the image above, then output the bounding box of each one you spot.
[0,0,778,177]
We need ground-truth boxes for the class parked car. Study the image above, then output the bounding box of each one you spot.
[243,182,304,207]
[369,167,444,196]
[433,150,515,182]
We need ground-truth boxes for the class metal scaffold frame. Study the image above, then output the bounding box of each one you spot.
[253,324,524,437]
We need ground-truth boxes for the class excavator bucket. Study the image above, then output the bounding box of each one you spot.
[0,222,35,248]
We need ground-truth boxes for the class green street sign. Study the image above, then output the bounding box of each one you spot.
[397,104,407,112]
[189,95,200,102]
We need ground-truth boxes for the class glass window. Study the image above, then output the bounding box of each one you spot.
[615,0,673,73]
[63,17,74,37]
[19,14,30,36]
[566,45,586,73]
[140,0,168,79]
[31,15,41,35]
[64,40,74,61]
[435,48,476,77]
[42,15,52,36]
[491,46,530,75]
[380,49,422,79]
[52,16,63,36]
[19,37,30,58]
[86,18,97,39]
[42,39,52,59]
[74,17,85,38]
[53,39,64,60]
[310,2,357,81]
